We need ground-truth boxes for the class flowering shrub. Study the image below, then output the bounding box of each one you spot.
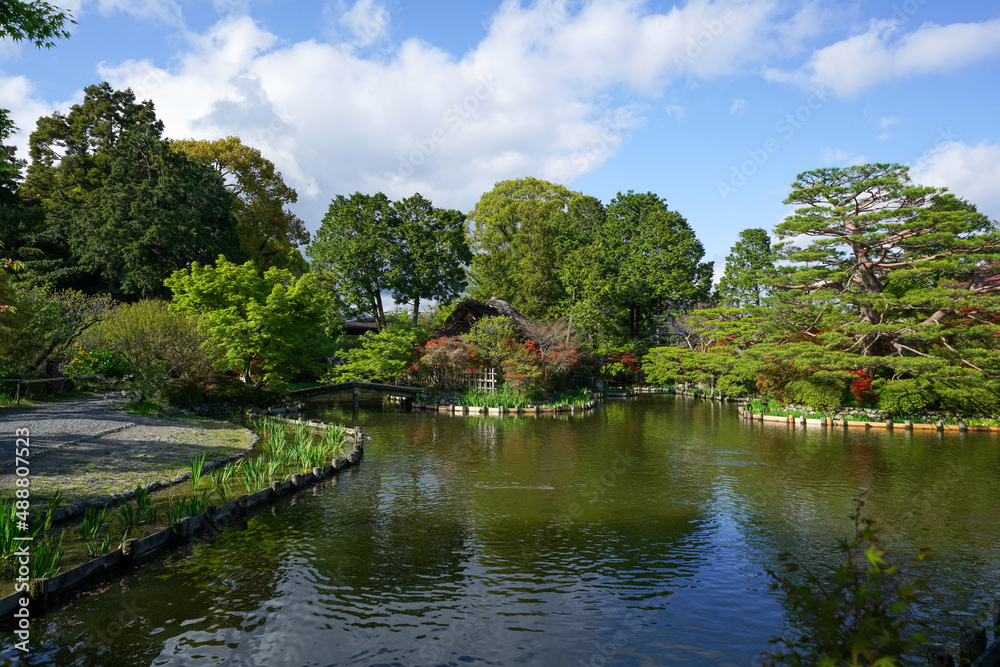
[843,369,876,405]
[413,336,482,388]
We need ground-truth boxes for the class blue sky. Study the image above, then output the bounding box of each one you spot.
[3,0,1000,282]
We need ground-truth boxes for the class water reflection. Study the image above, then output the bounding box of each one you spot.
[2,395,998,664]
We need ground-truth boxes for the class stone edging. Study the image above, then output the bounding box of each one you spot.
[2,423,364,621]
[737,406,1000,433]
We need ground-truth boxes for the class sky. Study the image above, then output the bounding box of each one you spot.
[2,0,1000,283]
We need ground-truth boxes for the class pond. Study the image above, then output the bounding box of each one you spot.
[3,395,999,665]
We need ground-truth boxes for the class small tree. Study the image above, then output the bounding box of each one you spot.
[165,257,329,392]
[327,325,427,384]
[717,228,776,307]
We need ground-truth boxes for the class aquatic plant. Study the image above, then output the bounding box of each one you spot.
[134,486,157,524]
[81,505,111,541]
[190,453,207,491]
[31,530,65,580]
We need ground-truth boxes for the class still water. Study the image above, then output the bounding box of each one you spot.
[3,395,999,666]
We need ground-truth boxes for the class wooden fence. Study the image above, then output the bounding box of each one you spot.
[463,368,499,394]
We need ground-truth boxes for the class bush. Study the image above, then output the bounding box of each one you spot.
[501,340,545,398]
[876,379,936,417]
[784,373,846,411]
[414,336,481,388]
[85,300,217,403]
[65,344,133,378]
[326,325,427,384]
[600,348,643,386]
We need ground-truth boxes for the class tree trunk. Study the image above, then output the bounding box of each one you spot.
[375,291,386,331]
[411,297,420,326]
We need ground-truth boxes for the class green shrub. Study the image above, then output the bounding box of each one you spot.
[784,374,845,411]
[326,325,427,384]
[876,379,936,417]
[65,344,133,378]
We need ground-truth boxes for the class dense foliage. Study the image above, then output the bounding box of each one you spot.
[646,164,1000,417]
[165,257,329,392]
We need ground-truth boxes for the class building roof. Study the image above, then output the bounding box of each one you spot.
[432,298,534,338]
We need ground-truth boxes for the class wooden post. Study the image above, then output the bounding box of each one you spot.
[927,645,956,667]
[353,388,360,409]
[959,622,987,664]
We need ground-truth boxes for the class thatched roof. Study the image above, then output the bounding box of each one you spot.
[432,298,534,338]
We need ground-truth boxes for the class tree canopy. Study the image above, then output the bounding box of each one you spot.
[171,137,310,273]
[165,257,329,391]
[0,1,73,48]
[717,228,775,307]
[649,164,1000,416]
[389,194,471,324]
[13,84,245,296]
[309,191,471,330]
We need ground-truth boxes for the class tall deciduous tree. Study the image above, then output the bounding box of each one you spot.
[390,194,471,325]
[467,177,584,320]
[308,192,396,330]
[717,228,776,307]
[598,191,713,339]
[171,137,310,272]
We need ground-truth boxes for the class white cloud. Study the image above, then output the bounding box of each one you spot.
[879,116,901,129]
[92,0,186,28]
[664,104,685,121]
[910,140,1000,220]
[0,75,58,154]
[729,97,747,115]
[798,17,1000,97]
[78,0,818,229]
[336,0,394,47]
[821,147,866,166]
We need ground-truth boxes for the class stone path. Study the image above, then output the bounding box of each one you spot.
[0,395,255,503]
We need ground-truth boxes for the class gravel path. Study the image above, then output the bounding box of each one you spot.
[0,394,255,503]
[0,394,134,470]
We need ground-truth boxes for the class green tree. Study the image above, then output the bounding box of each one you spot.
[467,177,588,320]
[596,191,713,340]
[56,129,244,297]
[326,325,427,383]
[389,194,471,325]
[171,137,310,273]
[0,1,73,48]
[717,228,776,307]
[308,192,396,330]
[772,164,1000,411]
[0,1,74,173]
[165,257,329,392]
[17,83,205,292]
